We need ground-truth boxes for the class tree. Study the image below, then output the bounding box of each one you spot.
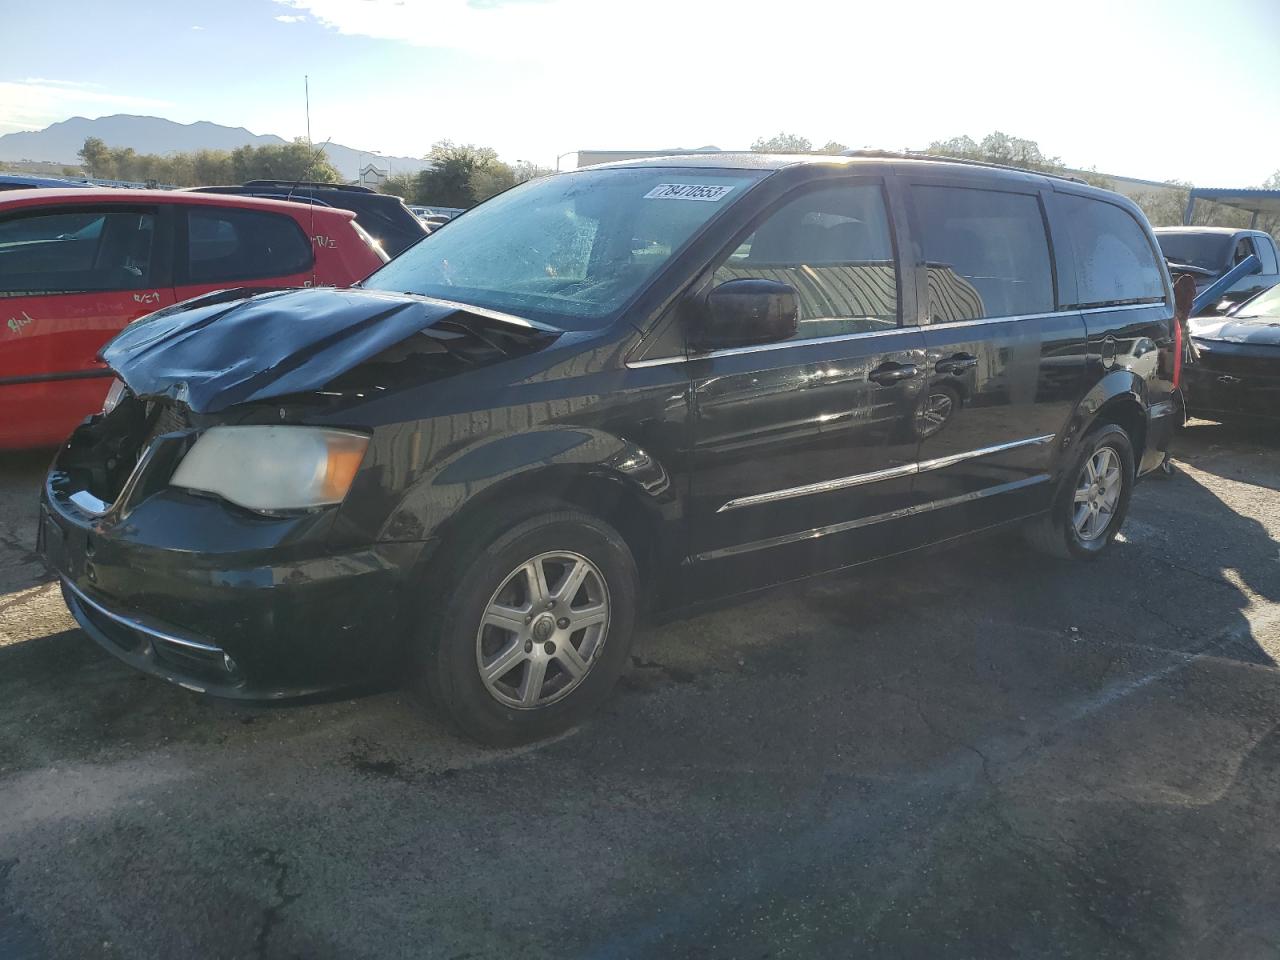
[471,162,517,203]
[412,141,501,207]
[926,131,1063,173]
[381,172,416,200]
[72,136,335,187]
[751,132,813,153]
[820,141,849,155]
[77,137,111,177]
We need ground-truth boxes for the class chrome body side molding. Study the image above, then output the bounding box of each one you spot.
[716,434,1056,513]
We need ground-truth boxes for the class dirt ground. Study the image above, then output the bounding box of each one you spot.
[2,420,1278,959]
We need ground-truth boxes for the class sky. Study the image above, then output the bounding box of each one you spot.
[3,0,1279,185]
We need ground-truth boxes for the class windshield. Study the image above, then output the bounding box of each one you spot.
[1157,233,1231,271]
[1238,283,1280,319]
[361,167,766,328]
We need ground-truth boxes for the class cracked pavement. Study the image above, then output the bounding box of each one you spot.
[2,420,1279,959]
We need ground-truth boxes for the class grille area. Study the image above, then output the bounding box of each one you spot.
[143,399,193,447]
[75,593,147,653]
[1195,351,1278,379]
[64,580,240,687]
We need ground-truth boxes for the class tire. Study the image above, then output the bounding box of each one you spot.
[1023,423,1135,561]
[416,505,639,745]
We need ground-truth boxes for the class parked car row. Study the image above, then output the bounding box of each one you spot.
[1,188,386,448]
[36,152,1188,743]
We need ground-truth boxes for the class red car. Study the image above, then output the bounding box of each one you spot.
[0,189,386,449]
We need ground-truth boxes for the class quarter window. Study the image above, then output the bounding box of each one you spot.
[712,183,899,338]
[911,186,1054,323]
[0,207,157,296]
[185,207,312,284]
[1059,194,1165,307]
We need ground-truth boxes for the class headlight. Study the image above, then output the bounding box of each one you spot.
[170,426,369,512]
[102,379,127,415]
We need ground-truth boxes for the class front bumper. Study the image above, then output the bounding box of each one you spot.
[1184,346,1280,422]
[40,457,432,699]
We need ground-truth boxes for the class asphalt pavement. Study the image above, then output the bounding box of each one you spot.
[1,421,1278,959]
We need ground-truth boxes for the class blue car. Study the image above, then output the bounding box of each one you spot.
[0,174,92,191]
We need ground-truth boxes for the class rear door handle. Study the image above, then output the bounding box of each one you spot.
[934,353,978,375]
[868,362,920,385]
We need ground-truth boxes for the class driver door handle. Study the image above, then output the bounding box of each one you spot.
[934,353,978,375]
[868,362,920,385]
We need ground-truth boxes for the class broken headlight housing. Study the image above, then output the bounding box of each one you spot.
[170,426,369,513]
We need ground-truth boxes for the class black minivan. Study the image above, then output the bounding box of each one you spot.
[40,154,1182,743]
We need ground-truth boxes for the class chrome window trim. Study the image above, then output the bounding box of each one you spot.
[62,576,225,653]
[697,474,1050,562]
[626,302,1171,369]
[1075,300,1168,314]
[717,433,1056,512]
[626,327,911,369]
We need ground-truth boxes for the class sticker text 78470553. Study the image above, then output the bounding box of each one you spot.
[643,183,735,202]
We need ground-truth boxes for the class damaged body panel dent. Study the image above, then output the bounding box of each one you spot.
[100,287,560,413]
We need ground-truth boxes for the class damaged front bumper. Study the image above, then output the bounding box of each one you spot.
[40,415,433,699]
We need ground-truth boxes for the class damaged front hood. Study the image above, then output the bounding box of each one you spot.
[1190,314,1280,348]
[101,287,558,413]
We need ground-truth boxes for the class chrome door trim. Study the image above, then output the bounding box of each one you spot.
[716,461,917,512]
[915,433,1056,476]
[716,433,1056,513]
[698,474,1050,562]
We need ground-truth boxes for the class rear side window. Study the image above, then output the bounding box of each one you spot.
[911,186,1054,323]
[712,183,899,338]
[185,207,312,284]
[1256,236,1279,274]
[0,207,157,296]
[1059,195,1164,307]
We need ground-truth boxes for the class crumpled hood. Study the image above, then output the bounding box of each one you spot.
[100,287,558,413]
[1190,313,1280,348]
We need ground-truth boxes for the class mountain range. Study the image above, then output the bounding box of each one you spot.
[0,115,430,181]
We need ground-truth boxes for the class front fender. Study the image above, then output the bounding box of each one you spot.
[375,427,674,543]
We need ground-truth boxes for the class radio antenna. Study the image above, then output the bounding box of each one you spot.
[302,75,315,282]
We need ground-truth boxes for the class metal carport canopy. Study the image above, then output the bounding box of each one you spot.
[1184,188,1280,226]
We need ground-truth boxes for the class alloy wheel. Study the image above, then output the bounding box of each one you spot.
[1073,446,1122,541]
[475,551,610,709]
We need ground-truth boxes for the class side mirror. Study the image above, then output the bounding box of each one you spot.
[690,278,799,351]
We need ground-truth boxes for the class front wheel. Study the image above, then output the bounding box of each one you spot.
[1024,423,1135,560]
[418,508,639,745]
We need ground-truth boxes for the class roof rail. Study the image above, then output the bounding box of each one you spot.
[241,180,376,194]
[839,149,1088,185]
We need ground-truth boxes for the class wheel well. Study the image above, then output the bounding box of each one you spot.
[429,468,661,597]
[1092,395,1146,461]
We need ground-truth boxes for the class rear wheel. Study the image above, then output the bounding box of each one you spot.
[417,507,639,745]
[1024,423,1134,560]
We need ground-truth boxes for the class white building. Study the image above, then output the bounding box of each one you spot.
[357,164,388,189]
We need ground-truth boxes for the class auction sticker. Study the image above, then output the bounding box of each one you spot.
[643,183,735,201]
